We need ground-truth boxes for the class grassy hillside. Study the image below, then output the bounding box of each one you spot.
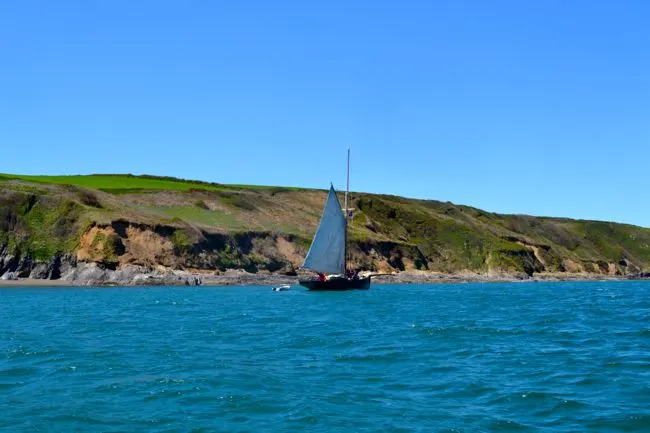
[0,173,301,193]
[2,173,649,277]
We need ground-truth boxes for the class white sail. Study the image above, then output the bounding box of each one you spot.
[302,185,346,275]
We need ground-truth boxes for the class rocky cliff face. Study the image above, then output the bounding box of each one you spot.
[0,219,642,285]
[2,175,650,285]
[0,246,76,281]
[0,221,435,284]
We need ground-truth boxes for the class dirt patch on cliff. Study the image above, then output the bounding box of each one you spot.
[119,226,176,267]
[77,224,177,268]
[608,262,617,275]
[563,259,584,273]
[276,236,303,266]
[77,226,123,265]
[401,257,421,272]
[516,242,546,266]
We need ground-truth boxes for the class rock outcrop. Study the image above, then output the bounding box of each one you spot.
[2,175,650,285]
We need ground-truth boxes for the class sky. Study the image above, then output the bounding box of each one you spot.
[1,1,649,226]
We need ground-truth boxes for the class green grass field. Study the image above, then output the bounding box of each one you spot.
[160,206,249,230]
[0,173,304,193]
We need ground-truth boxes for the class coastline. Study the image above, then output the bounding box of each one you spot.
[0,268,647,288]
[3,175,650,292]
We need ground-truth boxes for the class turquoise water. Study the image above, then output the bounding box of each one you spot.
[1,281,650,432]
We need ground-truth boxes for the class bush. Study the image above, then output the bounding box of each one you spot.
[78,190,103,208]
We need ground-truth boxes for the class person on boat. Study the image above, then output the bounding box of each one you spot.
[317,272,326,282]
[345,270,359,280]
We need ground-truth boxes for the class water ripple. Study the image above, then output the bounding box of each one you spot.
[1,281,650,431]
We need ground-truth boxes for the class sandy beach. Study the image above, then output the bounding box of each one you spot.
[0,278,73,288]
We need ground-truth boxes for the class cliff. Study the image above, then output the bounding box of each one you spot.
[1,173,649,285]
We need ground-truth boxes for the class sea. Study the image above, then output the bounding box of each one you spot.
[1,281,650,432]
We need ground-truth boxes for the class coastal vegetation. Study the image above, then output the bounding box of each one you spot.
[1,173,650,281]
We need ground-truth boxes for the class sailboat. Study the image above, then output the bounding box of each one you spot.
[298,149,371,291]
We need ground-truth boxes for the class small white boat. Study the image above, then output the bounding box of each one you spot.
[272,285,291,292]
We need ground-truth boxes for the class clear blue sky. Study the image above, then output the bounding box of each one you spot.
[1,1,649,226]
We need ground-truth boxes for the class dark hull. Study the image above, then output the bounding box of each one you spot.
[299,276,371,291]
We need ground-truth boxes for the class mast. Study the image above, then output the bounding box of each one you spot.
[344,148,350,275]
